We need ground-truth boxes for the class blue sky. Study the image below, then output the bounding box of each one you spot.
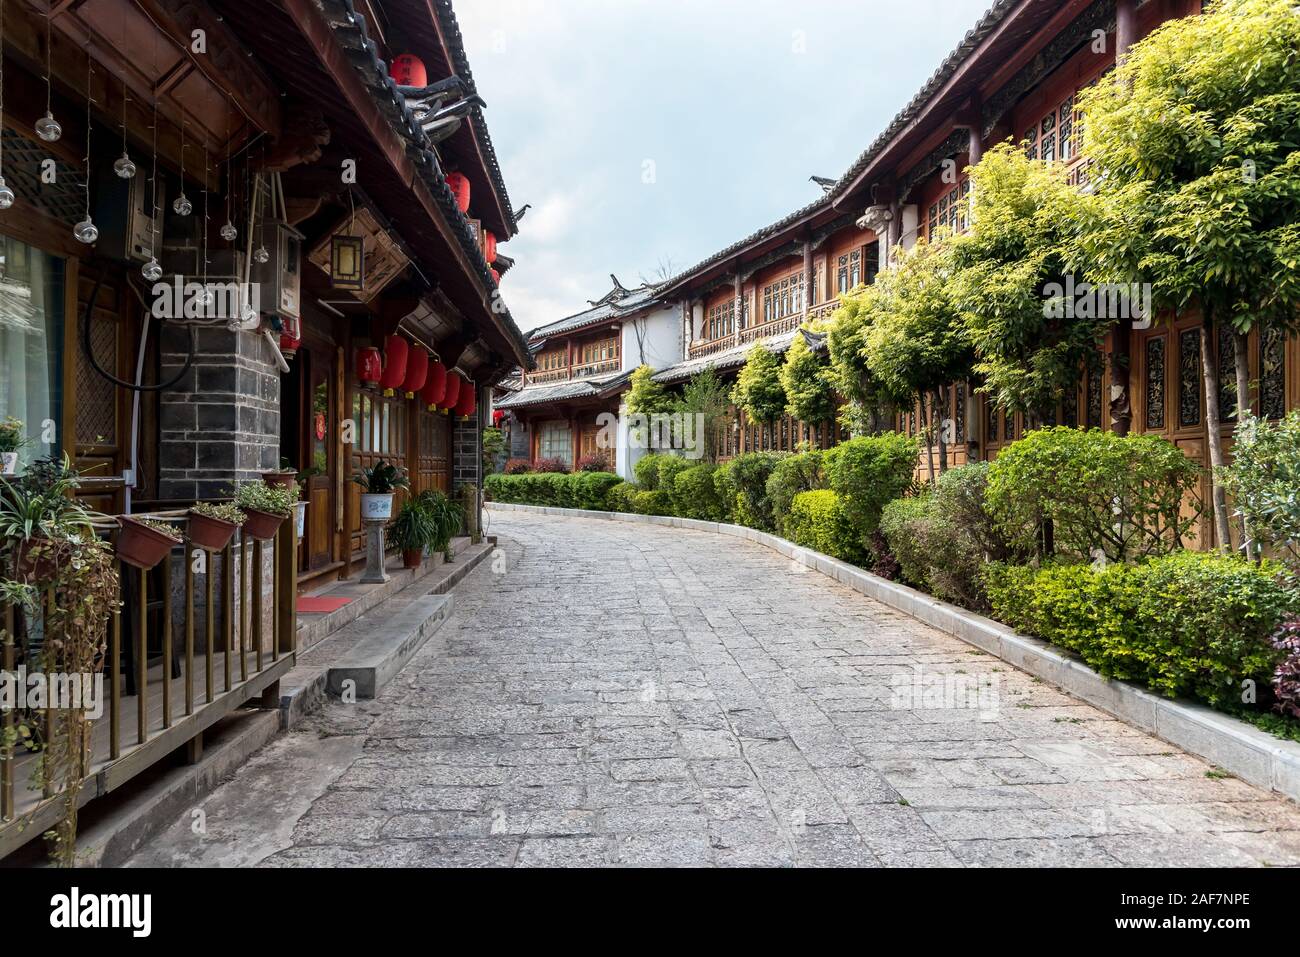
[457,0,993,332]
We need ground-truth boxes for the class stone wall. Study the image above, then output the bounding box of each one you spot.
[158,325,281,502]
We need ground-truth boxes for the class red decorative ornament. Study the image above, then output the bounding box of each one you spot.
[421,361,448,408]
[402,348,429,397]
[379,335,409,395]
[356,346,382,386]
[279,317,302,360]
[440,370,462,411]
[483,230,497,264]
[492,409,505,427]
[389,54,427,88]
[455,380,477,418]
[445,172,471,213]
[490,268,501,285]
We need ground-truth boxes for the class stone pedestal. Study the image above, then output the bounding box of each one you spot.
[360,520,390,584]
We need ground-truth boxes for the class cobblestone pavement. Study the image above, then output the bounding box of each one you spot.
[133,511,1300,867]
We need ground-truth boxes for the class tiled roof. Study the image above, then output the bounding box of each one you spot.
[527,281,663,342]
[321,0,532,364]
[494,370,633,410]
[657,0,1019,295]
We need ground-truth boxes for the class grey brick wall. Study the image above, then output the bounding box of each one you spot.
[159,325,281,502]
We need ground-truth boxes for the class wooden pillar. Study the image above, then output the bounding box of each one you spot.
[733,268,744,345]
[802,241,814,311]
[1116,0,1138,66]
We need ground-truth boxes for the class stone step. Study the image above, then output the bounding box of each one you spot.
[325,594,454,699]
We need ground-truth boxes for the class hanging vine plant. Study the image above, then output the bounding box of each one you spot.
[731,344,787,424]
[781,333,837,425]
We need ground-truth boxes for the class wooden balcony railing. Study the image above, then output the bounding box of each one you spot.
[525,357,621,385]
[806,298,842,324]
[525,367,571,385]
[0,508,297,860]
[687,336,737,360]
[572,358,620,379]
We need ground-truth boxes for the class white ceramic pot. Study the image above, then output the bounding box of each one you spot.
[295,501,308,537]
[360,493,395,522]
[0,452,16,475]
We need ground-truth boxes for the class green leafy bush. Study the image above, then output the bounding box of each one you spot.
[668,463,727,521]
[781,332,837,425]
[766,450,826,536]
[714,452,787,530]
[985,552,1296,707]
[986,427,1202,563]
[483,472,622,511]
[607,481,639,514]
[570,472,623,510]
[878,463,1023,611]
[630,489,672,516]
[1220,411,1300,573]
[634,452,667,490]
[823,432,918,548]
[731,344,787,424]
[787,490,865,564]
[656,454,689,494]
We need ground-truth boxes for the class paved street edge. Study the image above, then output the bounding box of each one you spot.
[487,502,1300,805]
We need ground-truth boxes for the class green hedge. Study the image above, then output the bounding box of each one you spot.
[767,451,826,536]
[484,472,623,510]
[715,452,788,531]
[669,463,727,521]
[824,433,919,540]
[787,490,866,564]
[985,552,1296,707]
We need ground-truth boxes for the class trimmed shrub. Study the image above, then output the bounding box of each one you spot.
[985,552,1296,708]
[879,496,938,591]
[766,450,826,536]
[656,454,689,494]
[714,452,787,531]
[607,481,639,514]
[504,458,532,475]
[577,451,613,473]
[483,472,621,510]
[669,463,727,522]
[634,452,667,490]
[824,432,918,548]
[1220,411,1300,574]
[787,490,865,564]
[986,427,1202,563]
[631,489,673,516]
[1272,618,1300,720]
[532,457,568,474]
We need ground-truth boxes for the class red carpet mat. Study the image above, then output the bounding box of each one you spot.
[297,596,353,614]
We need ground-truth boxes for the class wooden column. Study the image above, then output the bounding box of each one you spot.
[733,268,744,346]
[1108,1,1139,436]
[802,241,814,311]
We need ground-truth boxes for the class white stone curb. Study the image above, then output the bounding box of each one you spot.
[488,500,1300,804]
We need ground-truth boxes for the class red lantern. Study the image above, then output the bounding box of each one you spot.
[490,268,501,286]
[390,54,427,88]
[421,361,448,408]
[492,409,505,427]
[440,371,462,411]
[379,335,409,395]
[402,348,429,397]
[484,230,497,264]
[279,316,302,360]
[455,380,477,418]
[445,172,471,213]
[356,346,382,386]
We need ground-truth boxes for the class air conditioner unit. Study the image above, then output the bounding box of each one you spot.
[252,221,305,321]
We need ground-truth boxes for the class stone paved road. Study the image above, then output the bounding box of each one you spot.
[131,511,1300,867]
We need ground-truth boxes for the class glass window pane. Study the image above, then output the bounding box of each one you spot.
[0,237,65,467]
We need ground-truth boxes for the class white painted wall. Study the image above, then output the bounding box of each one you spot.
[620,302,680,374]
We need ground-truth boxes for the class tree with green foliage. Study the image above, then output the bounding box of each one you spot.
[865,239,972,481]
[954,142,1098,426]
[826,285,893,435]
[780,332,837,426]
[625,364,675,417]
[1074,0,1300,549]
[731,344,787,425]
[676,368,732,464]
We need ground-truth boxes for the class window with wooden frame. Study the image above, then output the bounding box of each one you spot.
[537,349,567,372]
[925,179,971,242]
[761,272,805,324]
[836,249,864,295]
[706,300,736,341]
[578,336,618,365]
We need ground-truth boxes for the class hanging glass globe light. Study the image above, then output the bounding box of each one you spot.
[113,152,137,179]
[253,245,270,264]
[73,218,99,244]
[35,112,62,142]
[0,177,14,210]
[142,257,163,282]
[173,192,193,216]
[220,221,237,242]
[199,285,216,311]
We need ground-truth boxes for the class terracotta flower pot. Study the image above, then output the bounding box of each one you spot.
[242,508,285,542]
[262,471,298,490]
[116,517,180,570]
[14,537,56,581]
[402,548,423,569]
[187,510,240,552]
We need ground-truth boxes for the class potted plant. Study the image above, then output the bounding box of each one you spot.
[391,499,436,568]
[0,455,96,580]
[187,501,246,552]
[0,417,26,475]
[352,458,410,522]
[116,516,182,570]
[262,457,300,490]
[233,481,298,541]
[415,489,463,562]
